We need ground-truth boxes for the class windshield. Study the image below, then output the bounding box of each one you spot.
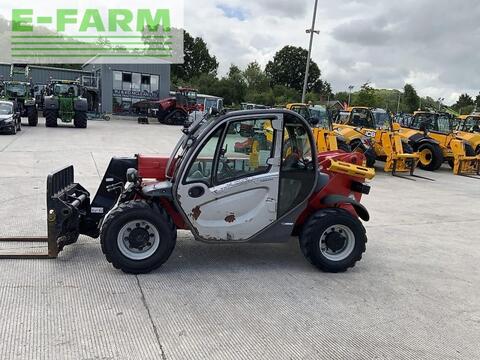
[412,113,436,129]
[5,83,27,97]
[290,106,310,120]
[0,103,13,115]
[372,110,391,130]
[336,111,351,124]
[309,106,330,129]
[204,98,219,111]
[53,84,79,97]
[464,117,480,132]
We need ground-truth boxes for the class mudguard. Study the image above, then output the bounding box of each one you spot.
[321,194,370,221]
[74,97,88,112]
[44,96,59,110]
[408,133,440,146]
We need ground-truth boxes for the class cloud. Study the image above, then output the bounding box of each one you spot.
[183,0,480,105]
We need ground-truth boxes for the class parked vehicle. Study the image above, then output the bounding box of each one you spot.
[43,80,88,128]
[37,109,373,273]
[0,100,21,135]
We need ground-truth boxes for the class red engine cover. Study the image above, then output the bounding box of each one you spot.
[138,154,170,180]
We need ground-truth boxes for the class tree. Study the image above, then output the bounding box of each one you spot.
[335,92,350,104]
[354,83,376,107]
[172,31,218,82]
[224,64,247,104]
[243,61,270,93]
[453,93,474,112]
[403,84,420,113]
[475,94,480,108]
[265,46,321,92]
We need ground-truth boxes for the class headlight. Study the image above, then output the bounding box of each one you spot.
[2,117,13,124]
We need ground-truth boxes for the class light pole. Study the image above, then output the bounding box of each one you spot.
[348,85,354,106]
[437,97,444,111]
[396,91,401,114]
[301,0,320,103]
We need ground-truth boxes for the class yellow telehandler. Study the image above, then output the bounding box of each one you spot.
[334,107,425,178]
[401,111,479,176]
[285,103,351,153]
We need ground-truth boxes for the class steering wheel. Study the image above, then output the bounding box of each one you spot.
[218,157,237,179]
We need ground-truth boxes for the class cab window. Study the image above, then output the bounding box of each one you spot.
[215,118,275,184]
[437,115,452,133]
[184,126,224,185]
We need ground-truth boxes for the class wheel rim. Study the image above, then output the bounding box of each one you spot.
[419,148,432,165]
[319,225,355,261]
[117,220,160,260]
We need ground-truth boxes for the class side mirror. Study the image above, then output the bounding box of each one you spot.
[419,121,428,134]
[209,107,218,116]
[126,168,139,183]
[309,117,320,126]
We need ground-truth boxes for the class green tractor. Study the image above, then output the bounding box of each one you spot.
[43,80,88,128]
[0,65,39,127]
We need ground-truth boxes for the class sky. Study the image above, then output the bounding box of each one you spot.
[185,0,480,105]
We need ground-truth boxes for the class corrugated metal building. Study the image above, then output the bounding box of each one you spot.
[0,62,171,113]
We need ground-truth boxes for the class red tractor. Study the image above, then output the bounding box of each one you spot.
[157,87,199,125]
[43,109,374,274]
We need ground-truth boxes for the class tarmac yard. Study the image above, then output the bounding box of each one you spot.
[0,118,479,360]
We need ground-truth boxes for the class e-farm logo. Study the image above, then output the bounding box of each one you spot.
[5,2,184,64]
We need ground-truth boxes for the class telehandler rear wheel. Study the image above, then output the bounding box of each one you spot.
[417,143,443,171]
[100,200,177,274]
[300,208,366,272]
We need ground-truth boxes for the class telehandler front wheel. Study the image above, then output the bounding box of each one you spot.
[300,208,366,273]
[100,200,177,274]
[417,143,443,171]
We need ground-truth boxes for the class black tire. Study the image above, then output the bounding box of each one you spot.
[299,208,367,273]
[402,142,413,154]
[74,111,87,128]
[44,109,58,127]
[448,143,475,168]
[465,143,476,156]
[8,122,17,135]
[100,200,177,274]
[164,109,188,125]
[337,139,351,152]
[350,139,376,167]
[476,146,480,156]
[27,106,38,127]
[417,142,443,171]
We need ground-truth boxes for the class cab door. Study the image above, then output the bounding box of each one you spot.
[175,114,284,242]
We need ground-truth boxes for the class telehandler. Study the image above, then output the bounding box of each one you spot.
[403,111,479,176]
[454,114,480,154]
[0,109,374,274]
[334,107,422,177]
[285,103,351,153]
